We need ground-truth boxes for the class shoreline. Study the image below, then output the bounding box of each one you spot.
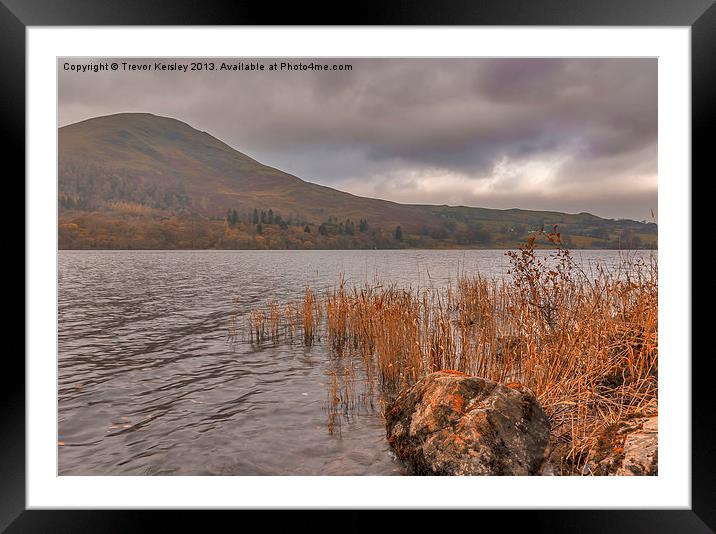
[241,245,658,475]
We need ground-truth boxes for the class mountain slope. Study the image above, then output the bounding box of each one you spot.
[59,113,440,230]
[58,113,657,250]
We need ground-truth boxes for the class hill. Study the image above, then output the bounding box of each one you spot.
[58,113,657,250]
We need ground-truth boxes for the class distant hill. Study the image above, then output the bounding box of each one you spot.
[58,113,657,250]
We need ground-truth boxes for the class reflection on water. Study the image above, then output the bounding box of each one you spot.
[58,249,653,475]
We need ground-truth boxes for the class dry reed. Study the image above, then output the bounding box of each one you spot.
[244,241,657,474]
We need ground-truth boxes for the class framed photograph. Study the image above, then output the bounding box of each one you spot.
[8,0,710,529]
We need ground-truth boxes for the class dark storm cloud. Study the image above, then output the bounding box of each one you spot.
[58,58,657,220]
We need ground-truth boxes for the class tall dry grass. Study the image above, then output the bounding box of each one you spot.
[244,240,657,474]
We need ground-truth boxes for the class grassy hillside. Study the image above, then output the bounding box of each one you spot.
[58,113,657,250]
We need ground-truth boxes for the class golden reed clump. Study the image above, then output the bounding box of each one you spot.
[244,240,657,474]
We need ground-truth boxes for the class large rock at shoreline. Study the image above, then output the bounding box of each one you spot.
[585,416,658,476]
[384,371,550,475]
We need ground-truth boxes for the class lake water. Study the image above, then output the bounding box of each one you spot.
[58,249,655,475]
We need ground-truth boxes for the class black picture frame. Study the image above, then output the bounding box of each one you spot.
[6,0,709,530]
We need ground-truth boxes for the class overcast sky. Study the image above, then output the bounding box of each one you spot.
[59,58,657,220]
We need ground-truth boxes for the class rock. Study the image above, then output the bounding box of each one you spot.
[618,417,658,475]
[384,371,550,475]
[584,416,658,476]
